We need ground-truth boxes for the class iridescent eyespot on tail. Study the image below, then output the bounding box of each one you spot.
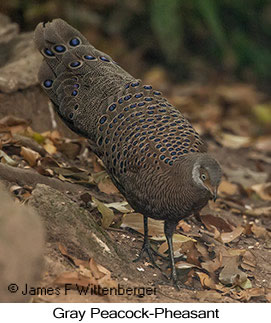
[69,61,82,68]
[83,55,96,60]
[43,79,53,88]
[69,37,81,47]
[43,48,55,57]
[53,45,66,53]
[100,56,110,62]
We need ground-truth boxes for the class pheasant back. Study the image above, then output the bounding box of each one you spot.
[35,19,206,175]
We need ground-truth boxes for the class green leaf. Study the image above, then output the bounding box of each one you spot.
[239,278,252,290]
[196,0,228,52]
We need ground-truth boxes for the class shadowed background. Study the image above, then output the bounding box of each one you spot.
[1,0,271,84]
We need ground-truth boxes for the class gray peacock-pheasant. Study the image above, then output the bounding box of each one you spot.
[34,19,222,288]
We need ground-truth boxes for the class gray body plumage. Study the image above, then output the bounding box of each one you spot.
[34,19,222,286]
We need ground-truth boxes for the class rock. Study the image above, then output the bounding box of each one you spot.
[0,183,44,302]
[0,14,76,136]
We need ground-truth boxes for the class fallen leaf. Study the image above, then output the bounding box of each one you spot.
[239,278,252,289]
[220,226,244,244]
[0,115,29,134]
[254,136,271,153]
[53,166,93,184]
[250,223,269,238]
[105,201,132,213]
[201,214,233,233]
[20,146,41,167]
[218,180,239,196]
[219,256,247,286]
[176,220,192,232]
[250,183,271,201]
[179,240,201,266]
[43,140,57,155]
[235,287,266,301]
[158,234,196,255]
[121,213,164,236]
[54,271,96,288]
[98,177,119,195]
[196,272,217,289]
[266,292,271,302]
[89,258,105,280]
[245,206,271,217]
[248,151,271,164]
[175,261,200,269]
[0,149,17,166]
[58,243,90,267]
[57,141,82,159]
[201,254,223,273]
[93,197,114,229]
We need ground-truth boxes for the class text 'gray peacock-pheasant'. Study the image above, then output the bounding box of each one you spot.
[34,19,222,288]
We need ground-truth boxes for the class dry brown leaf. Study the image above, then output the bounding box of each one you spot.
[88,259,116,289]
[20,146,40,167]
[220,226,244,244]
[93,156,105,172]
[0,115,29,134]
[245,206,271,217]
[254,136,271,153]
[54,271,96,288]
[266,292,271,303]
[93,197,114,229]
[219,256,247,286]
[234,288,266,301]
[250,183,271,201]
[201,214,233,233]
[98,177,119,195]
[121,213,164,236]
[57,141,82,159]
[248,151,271,164]
[58,243,90,268]
[175,261,200,270]
[196,272,217,289]
[49,130,61,141]
[89,258,105,280]
[176,220,191,232]
[218,180,239,196]
[195,242,209,260]
[105,201,132,213]
[158,234,196,255]
[43,140,57,155]
[179,240,201,266]
[250,223,269,238]
[201,254,223,273]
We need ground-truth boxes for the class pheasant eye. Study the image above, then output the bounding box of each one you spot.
[201,174,207,181]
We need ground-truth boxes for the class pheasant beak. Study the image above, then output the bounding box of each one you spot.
[204,182,217,201]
